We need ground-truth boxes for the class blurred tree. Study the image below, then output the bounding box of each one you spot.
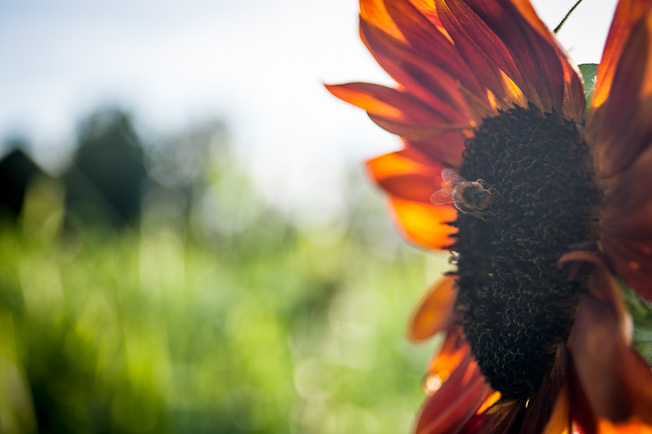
[0,137,45,223]
[63,108,147,231]
[143,119,227,231]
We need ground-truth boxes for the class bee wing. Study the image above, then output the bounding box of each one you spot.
[430,188,455,206]
[441,168,465,185]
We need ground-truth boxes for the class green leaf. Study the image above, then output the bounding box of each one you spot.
[579,63,598,124]
[619,279,652,366]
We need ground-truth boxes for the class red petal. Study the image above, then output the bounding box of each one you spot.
[506,0,586,121]
[426,327,471,379]
[601,236,652,302]
[432,0,527,110]
[467,347,569,433]
[360,0,406,42]
[602,146,652,301]
[327,82,473,143]
[461,402,523,434]
[434,0,583,118]
[588,11,652,177]
[590,0,652,120]
[416,350,492,434]
[368,114,470,141]
[567,361,599,434]
[598,419,652,433]
[383,0,488,102]
[405,131,468,168]
[366,148,444,203]
[570,291,652,425]
[521,347,569,432]
[387,195,458,249]
[543,380,571,434]
[375,172,439,203]
[558,251,629,325]
[408,276,457,342]
[326,82,446,123]
[360,18,479,123]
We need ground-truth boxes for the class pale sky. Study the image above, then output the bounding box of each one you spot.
[0,0,618,221]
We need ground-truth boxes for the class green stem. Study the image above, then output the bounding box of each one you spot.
[554,0,584,34]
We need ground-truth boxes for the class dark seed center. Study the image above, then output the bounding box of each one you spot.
[452,105,602,399]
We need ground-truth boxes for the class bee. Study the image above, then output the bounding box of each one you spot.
[430,168,495,220]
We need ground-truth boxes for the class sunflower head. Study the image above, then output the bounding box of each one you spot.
[453,104,602,399]
[330,0,652,431]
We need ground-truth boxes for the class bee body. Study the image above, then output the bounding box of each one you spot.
[431,169,495,220]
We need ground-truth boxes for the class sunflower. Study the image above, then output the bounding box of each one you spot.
[328,0,652,431]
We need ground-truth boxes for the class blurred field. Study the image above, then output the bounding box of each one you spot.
[0,114,448,433]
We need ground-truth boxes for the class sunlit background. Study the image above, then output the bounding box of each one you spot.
[0,0,617,432]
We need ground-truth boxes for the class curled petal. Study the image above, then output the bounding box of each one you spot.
[387,196,458,249]
[602,145,652,301]
[558,251,629,327]
[570,291,652,425]
[408,276,457,342]
[588,11,652,177]
[601,235,652,304]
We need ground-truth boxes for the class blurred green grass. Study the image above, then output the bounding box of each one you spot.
[0,173,449,433]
